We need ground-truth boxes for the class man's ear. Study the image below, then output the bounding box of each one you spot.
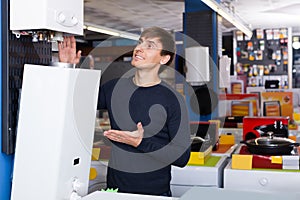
[160,55,171,65]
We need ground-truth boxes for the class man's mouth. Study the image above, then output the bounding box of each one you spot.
[134,54,144,60]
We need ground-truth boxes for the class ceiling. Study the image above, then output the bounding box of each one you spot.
[230,0,300,34]
[83,0,300,40]
[83,0,184,39]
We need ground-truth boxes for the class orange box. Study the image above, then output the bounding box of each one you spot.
[289,135,297,141]
[261,92,293,119]
[232,154,253,170]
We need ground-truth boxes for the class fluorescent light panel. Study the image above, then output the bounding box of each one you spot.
[119,33,140,41]
[84,23,139,40]
[201,0,253,37]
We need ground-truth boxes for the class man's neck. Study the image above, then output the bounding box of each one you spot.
[133,70,161,87]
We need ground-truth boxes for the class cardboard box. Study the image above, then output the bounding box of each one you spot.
[219,94,259,117]
[261,91,293,119]
[243,116,289,140]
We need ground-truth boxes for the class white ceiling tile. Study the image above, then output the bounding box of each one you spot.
[84,0,300,36]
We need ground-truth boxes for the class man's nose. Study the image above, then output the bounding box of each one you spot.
[134,43,144,51]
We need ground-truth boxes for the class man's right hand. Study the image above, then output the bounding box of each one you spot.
[58,36,81,64]
[103,122,144,147]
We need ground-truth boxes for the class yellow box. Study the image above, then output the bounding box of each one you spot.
[293,112,300,122]
[219,134,235,145]
[271,156,282,164]
[188,146,212,165]
[289,123,298,130]
[91,148,101,161]
[231,154,253,170]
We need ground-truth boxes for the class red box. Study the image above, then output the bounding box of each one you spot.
[243,116,289,141]
[238,145,282,169]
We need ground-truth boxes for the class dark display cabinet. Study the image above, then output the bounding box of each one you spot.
[292,36,300,88]
[235,28,289,88]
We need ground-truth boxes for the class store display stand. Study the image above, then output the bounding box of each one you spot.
[82,191,177,200]
[170,156,228,197]
[224,159,300,192]
[180,187,299,200]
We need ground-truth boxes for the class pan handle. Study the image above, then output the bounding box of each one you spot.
[191,136,209,142]
[291,142,300,147]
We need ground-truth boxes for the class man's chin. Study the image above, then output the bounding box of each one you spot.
[131,60,136,67]
[131,61,157,69]
[131,62,146,68]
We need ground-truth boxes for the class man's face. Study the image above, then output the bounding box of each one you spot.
[131,37,167,69]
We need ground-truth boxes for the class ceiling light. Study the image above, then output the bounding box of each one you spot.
[85,24,120,37]
[119,33,140,41]
[84,23,139,40]
[201,0,253,37]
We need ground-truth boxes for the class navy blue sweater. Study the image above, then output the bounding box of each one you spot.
[98,77,191,195]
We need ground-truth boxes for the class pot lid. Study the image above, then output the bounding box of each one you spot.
[246,132,296,147]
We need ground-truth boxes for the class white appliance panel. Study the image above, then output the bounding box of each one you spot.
[185,46,210,84]
[10,0,83,35]
[11,64,101,199]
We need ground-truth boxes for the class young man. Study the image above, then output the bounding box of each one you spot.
[59,27,191,197]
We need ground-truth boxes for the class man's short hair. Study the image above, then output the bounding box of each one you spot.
[140,27,176,66]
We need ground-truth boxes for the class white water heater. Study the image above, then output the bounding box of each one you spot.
[10,0,83,35]
[11,65,101,200]
[185,46,210,85]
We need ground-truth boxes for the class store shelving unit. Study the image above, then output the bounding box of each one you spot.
[234,28,290,88]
